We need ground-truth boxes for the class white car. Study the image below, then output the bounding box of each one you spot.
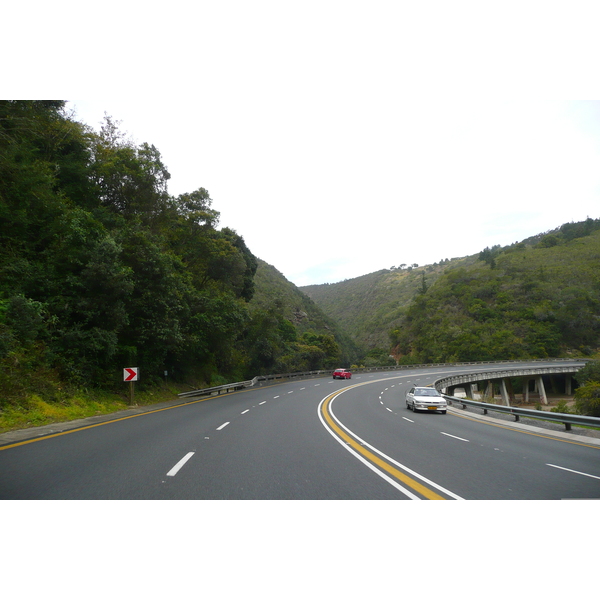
[406,386,447,414]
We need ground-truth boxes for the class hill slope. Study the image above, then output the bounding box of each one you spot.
[301,256,476,350]
[393,222,600,363]
[248,259,361,369]
[303,219,600,362]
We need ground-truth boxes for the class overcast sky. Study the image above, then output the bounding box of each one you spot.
[9,2,600,287]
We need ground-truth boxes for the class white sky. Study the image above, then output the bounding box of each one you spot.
[7,1,600,287]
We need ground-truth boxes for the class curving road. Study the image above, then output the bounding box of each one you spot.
[1,362,599,499]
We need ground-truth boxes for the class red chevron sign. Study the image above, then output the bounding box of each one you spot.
[124,367,139,382]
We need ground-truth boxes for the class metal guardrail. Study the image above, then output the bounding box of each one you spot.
[443,395,600,431]
[178,358,592,411]
[178,370,332,398]
[178,378,259,398]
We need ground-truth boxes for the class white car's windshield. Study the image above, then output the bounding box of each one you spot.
[416,389,440,396]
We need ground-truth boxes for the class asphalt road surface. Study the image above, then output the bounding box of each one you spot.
[1,362,599,499]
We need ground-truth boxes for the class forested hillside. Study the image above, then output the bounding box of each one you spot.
[245,260,361,373]
[0,101,348,414]
[301,256,475,351]
[393,222,600,363]
[302,219,600,364]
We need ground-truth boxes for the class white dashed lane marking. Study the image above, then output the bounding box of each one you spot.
[167,452,195,477]
[441,432,469,442]
[547,464,600,480]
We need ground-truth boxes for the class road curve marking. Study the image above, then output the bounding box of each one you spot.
[319,384,463,500]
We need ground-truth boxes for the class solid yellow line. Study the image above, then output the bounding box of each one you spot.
[321,392,446,500]
[0,392,231,452]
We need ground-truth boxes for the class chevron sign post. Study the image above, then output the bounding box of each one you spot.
[124,367,139,403]
[124,367,138,381]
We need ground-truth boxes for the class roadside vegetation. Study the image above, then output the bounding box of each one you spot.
[0,101,350,432]
[573,359,600,416]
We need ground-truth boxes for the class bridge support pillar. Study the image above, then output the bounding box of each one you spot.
[536,376,548,405]
[484,381,493,401]
[500,379,512,406]
[565,374,572,395]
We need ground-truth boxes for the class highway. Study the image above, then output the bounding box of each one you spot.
[1,362,599,499]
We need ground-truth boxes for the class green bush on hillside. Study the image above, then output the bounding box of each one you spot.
[574,381,600,417]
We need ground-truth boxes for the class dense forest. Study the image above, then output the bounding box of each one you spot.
[0,101,347,413]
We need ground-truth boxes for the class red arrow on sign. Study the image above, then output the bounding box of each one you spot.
[124,367,138,381]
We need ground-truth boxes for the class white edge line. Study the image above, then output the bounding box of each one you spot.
[547,463,600,480]
[217,421,230,430]
[317,398,421,500]
[167,452,195,477]
[325,389,464,500]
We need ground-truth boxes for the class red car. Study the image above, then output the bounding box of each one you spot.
[332,368,352,379]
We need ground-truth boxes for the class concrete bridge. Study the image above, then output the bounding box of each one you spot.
[435,361,587,406]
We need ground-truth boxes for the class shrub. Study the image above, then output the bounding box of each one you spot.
[574,381,600,417]
[575,360,600,386]
[550,400,571,414]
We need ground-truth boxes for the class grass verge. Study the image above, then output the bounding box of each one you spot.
[0,384,185,434]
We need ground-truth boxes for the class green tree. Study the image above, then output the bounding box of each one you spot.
[574,381,600,416]
[575,360,600,385]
